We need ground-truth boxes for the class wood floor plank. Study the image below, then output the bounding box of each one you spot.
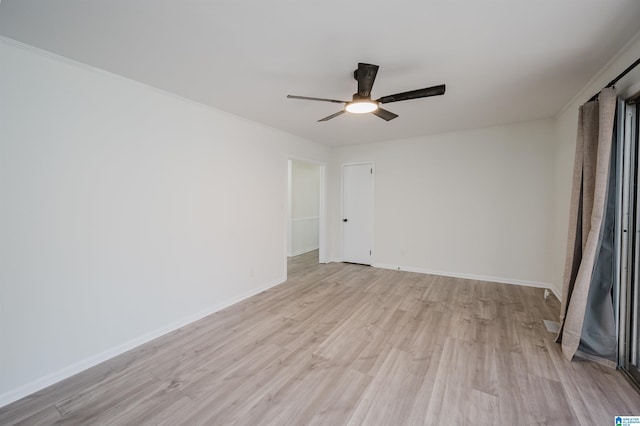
[424,337,501,424]
[520,373,579,425]
[0,362,115,425]
[307,368,372,425]
[11,405,61,426]
[53,372,162,424]
[347,347,428,426]
[1,250,638,425]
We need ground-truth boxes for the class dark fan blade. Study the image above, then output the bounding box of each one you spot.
[318,110,346,122]
[356,63,379,98]
[371,108,398,121]
[287,95,347,104]
[376,84,446,104]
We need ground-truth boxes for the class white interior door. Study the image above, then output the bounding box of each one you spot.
[342,163,373,265]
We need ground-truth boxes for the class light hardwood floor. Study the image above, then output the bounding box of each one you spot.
[2,250,639,425]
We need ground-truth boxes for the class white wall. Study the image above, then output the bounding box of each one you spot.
[329,120,555,287]
[0,38,329,405]
[551,32,640,297]
[289,160,321,256]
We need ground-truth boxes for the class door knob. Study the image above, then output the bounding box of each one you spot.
[343,218,348,222]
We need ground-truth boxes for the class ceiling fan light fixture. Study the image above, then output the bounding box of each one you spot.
[345,101,378,114]
[287,62,445,121]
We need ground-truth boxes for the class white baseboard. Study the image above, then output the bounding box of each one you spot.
[374,263,553,290]
[289,246,320,257]
[548,285,562,301]
[0,276,285,409]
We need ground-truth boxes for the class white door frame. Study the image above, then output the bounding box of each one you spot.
[285,156,328,271]
[341,161,374,264]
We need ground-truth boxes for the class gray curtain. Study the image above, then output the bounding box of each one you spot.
[556,87,618,365]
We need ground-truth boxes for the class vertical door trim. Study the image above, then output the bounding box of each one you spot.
[287,160,293,258]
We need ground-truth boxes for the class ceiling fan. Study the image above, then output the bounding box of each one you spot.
[287,63,445,122]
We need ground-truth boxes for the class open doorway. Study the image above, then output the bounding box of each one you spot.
[287,158,327,276]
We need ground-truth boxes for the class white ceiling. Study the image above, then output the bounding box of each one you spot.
[2,1,640,146]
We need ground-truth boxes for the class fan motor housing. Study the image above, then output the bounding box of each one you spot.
[352,93,371,101]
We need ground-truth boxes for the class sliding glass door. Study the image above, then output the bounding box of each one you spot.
[619,101,640,386]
